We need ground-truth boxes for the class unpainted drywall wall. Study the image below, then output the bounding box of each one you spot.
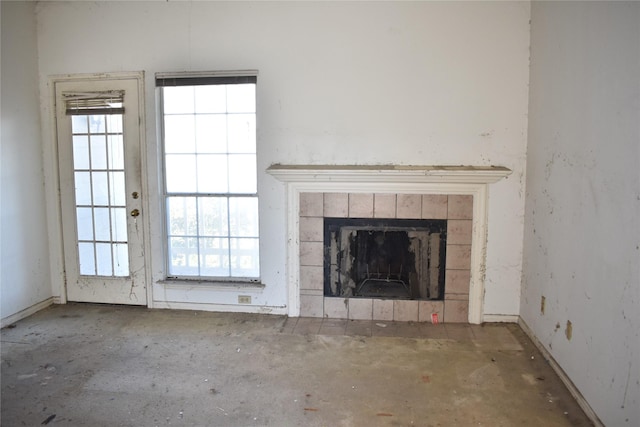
[522,2,639,425]
[1,1,53,321]
[35,1,530,315]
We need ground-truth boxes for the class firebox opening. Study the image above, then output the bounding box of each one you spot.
[324,218,447,301]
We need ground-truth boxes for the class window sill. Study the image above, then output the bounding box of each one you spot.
[158,279,266,291]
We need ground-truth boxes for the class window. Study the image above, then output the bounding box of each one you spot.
[65,91,129,277]
[157,73,259,280]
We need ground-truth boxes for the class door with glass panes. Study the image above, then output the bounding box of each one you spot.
[55,77,147,305]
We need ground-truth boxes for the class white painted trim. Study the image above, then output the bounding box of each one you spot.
[267,165,511,324]
[152,301,287,316]
[482,314,519,323]
[518,318,604,427]
[136,73,154,309]
[1,298,54,328]
[267,165,512,184]
[46,71,150,307]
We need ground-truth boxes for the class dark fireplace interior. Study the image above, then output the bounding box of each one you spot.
[324,218,447,300]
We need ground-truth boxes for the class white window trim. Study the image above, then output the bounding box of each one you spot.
[156,71,262,284]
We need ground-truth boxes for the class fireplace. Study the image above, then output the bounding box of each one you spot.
[266,164,512,324]
[324,218,447,301]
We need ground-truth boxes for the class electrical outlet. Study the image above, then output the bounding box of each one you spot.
[238,295,251,304]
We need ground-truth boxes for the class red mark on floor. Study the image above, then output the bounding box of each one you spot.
[421,375,431,383]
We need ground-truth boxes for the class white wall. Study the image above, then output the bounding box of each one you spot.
[522,2,639,425]
[36,1,530,315]
[1,1,53,322]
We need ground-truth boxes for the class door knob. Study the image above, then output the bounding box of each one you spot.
[130,209,140,217]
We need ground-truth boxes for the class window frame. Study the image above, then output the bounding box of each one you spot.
[157,71,261,283]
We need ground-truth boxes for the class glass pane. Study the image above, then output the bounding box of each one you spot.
[106,114,123,133]
[195,85,226,113]
[90,135,107,169]
[229,197,259,237]
[227,114,256,154]
[73,136,90,169]
[111,208,128,241]
[196,114,227,153]
[76,207,94,240]
[112,243,129,276]
[94,208,111,241]
[89,115,106,133]
[163,86,195,114]
[72,115,88,133]
[107,135,124,169]
[199,197,228,236]
[92,171,109,205]
[96,243,113,275]
[200,237,229,277]
[75,171,92,205]
[228,154,257,193]
[168,237,199,276]
[197,154,228,193]
[164,115,196,153]
[162,83,260,279]
[167,197,198,236]
[72,111,128,279]
[230,238,259,277]
[108,172,126,206]
[78,242,96,275]
[226,84,256,113]
[165,154,197,193]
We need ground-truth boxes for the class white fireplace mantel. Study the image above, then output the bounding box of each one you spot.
[267,164,512,324]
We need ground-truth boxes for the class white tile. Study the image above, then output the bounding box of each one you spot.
[324,297,348,319]
[448,195,473,219]
[447,220,472,245]
[372,299,393,321]
[418,301,444,323]
[324,193,348,217]
[348,298,373,320]
[445,269,470,294]
[300,192,324,217]
[422,195,448,219]
[300,266,324,291]
[445,245,471,270]
[396,194,422,219]
[374,194,396,218]
[393,300,418,322]
[444,300,469,323]
[299,216,324,242]
[349,193,374,218]
[300,295,323,318]
[300,241,323,266]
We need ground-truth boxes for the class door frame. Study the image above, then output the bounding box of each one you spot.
[48,71,152,307]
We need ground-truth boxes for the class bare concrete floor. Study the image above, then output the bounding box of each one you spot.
[1,304,592,426]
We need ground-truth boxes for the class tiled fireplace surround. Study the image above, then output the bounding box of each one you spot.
[299,192,473,323]
[267,165,511,324]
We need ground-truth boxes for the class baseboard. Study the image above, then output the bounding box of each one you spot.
[152,301,288,316]
[518,317,604,427]
[482,314,519,323]
[1,297,55,328]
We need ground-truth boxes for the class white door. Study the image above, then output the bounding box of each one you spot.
[55,77,147,305]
